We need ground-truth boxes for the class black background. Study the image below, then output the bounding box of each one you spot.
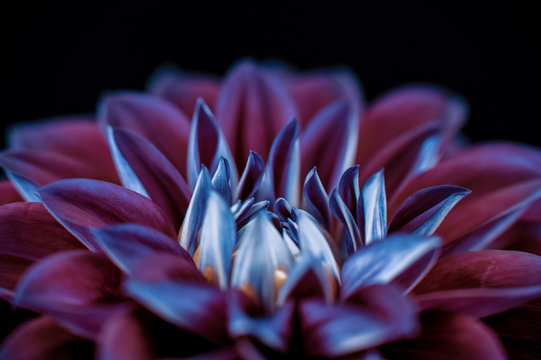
[2,1,540,148]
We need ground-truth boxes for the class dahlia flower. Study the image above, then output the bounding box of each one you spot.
[1,59,540,359]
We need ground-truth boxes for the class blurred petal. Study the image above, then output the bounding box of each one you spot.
[92,224,192,274]
[37,179,176,251]
[0,180,23,205]
[98,92,190,177]
[107,126,191,228]
[341,234,441,299]
[7,118,118,183]
[216,60,296,164]
[179,167,212,255]
[303,168,331,230]
[231,212,293,310]
[388,185,470,236]
[0,316,93,360]
[147,66,220,115]
[362,169,387,244]
[382,312,506,360]
[413,250,541,317]
[299,286,418,357]
[197,191,236,288]
[0,202,82,292]
[188,99,238,189]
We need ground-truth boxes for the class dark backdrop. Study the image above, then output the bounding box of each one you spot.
[3,1,540,148]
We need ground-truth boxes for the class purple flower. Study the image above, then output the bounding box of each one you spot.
[1,59,540,359]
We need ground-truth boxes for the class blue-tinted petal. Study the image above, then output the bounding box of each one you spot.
[389,185,470,236]
[197,191,236,289]
[330,190,362,256]
[362,169,387,244]
[410,134,442,175]
[231,212,293,310]
[235,151,265,202]
[212,157,232,205]
[179,167,212,255]
[303,168,331,230]
[341,234,441,299]
[338,165,360,216]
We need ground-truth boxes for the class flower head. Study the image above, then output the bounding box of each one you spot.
[1,59,541,359]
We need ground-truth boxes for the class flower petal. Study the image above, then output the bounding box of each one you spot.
[299,285,418,357]
[301,100,359,190]
[0,316,93,360]
[98,92,191,177]
[303,168,331,230]
[197,191,236,289]
[37,179,176,252]
[91,224,192,274]
[260,119,301,207]
[330,190,362,256]
[362,169,387,244]
[382,312,506,360]
[211,157,233,205]
[188,99,238,189]
[388,185,470,236]
[341,234,441,299]
[0,202,82,292]
[147,66,220,115]
[413,250,541,317]
[107,126,191,228]
[216,60,296,164]
[0,180,22,205]
[231,212,293,310]
[235,151,265,202]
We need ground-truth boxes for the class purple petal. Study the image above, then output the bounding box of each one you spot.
[147,66,220,115]
[299,286,418,357]
[389,185,470,236]
[231,212,293,310]
[413,250,541,317]
[362,169,387,244]
[0,316,93,360]
[0,202,82,292]
[91,224,192,274]
[107,126,191,228]
[235,151,265,202]
[188,99,238,189]
[211,157,232,205]
[382,312,506,360]
[341,234,441,300]
[260,119,301,207]
[179,167,212,255]
[215,60,296,165]
[98,92,191,177]
[293,209,340,279]
[124,276,227,344]
[300,100,359,190]
[330,190,362,256]
[37,179,176,252]
[228,292,294,352]
[0,180,23,205]
[303,168,331,230]
[197,191,236,289]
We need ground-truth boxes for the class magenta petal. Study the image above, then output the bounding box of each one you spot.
[413,250,541,317]
[8,118,118,184]
[216,60,296,164]
[37,179,176,251]
[0,316,93,360]
[98,92,191,177]
[389,185,470,235]
[125,276,227,344]
[228,292,294,352]
[382,312,506,360]
[0,180,23,205]
[147,67,220,115]
[108,126,191,228]
[0,202,82,293]
[299,286,418,357]
[301,100,359,190]
[92,224,192,274]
